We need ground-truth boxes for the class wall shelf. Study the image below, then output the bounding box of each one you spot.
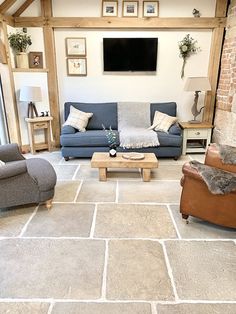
[12,68,49,72]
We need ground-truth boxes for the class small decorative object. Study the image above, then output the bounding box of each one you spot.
[8,31,32,68]
[192,8,200,18]
[102,124,117,157]
[67,58,87,76]
[66,38,86,56]
[40,112,45,117]
[178,34,200,79]
[122,152,145,160]
[102,1,118,17]
[143,1,159,17]
[19,86,42,118]
[123,1,139,17]
[45,111,49,116]
[29,52,43,68]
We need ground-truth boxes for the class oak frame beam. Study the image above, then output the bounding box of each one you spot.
[13,0,35,17]
[0,13,15,26]
[0,0,17,14]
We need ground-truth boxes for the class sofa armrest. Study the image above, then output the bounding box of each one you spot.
[0,143,25,162]
[0,160,27,179]
[169,123,181,135]
[61,125,76,135]
[182,162,203,182]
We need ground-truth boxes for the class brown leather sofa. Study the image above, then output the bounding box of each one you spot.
[180,144,236,228]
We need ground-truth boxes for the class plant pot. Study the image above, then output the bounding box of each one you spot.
[16,52,29,68]
[109,144,117,157]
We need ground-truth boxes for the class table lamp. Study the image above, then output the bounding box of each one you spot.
[184,77,211,123]
[20,86,42,118]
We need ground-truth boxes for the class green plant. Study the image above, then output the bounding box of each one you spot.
[8,31,32,53]
[102,124,117,147]
[178,34,200,79]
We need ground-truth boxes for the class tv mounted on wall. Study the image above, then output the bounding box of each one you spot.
[103,38,158,72]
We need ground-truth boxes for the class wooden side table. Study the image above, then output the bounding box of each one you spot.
[179,122,213,155]
[25,116,53,154]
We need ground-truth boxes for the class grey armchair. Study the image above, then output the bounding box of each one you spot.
[0,144,57,209]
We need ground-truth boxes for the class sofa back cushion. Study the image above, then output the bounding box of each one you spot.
[64,102,118,130]
[150,102,177,124]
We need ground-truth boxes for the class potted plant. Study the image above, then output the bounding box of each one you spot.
[8,31,32,68]
[102,124,118,157]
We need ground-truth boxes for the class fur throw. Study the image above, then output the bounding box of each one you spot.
[190,160,236,195]
[218,144,236,165]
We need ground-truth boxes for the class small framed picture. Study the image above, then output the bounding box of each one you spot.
[66,38,86,56]
[102,1,118,17]
[67,58,87,76]
[123,1,139,17]
[143,1,159,17]
[29,52,43,68]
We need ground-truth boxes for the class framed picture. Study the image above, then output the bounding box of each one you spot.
[123,1,139,17]
[67,58,87,76]
[102,1,118,17]
[66,38,86,56]
[143,1,159,17]
[29,52,43,68]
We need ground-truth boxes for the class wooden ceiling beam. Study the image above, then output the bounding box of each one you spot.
[0,13,15,26]
[14,17,226,29]
[13,0,35,17]
[40,0,52,17]
[0,0,17,14]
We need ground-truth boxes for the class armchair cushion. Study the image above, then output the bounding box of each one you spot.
[0,143,25,162]
[0,160,27,179]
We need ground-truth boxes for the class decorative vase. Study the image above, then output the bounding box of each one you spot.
[109,144,117,157]
[16,52,29,68]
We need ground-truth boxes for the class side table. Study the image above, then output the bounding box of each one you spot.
[179,122,213,155]
[25,116,53,154]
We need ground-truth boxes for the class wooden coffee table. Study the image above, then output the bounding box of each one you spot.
[91,152,158,182]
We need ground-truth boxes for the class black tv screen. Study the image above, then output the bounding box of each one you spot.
[103,38,158,72]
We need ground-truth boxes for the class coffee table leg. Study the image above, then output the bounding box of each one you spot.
[99,167,107,181]
[142,168,151,182]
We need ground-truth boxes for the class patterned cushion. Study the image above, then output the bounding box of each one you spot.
[149,111,178,133]
[64,106,93,132]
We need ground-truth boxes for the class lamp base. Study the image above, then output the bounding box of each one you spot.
[27,102,38,118]
[188,119,202,124]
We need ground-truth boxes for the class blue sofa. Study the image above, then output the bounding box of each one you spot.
[60,102,182,160]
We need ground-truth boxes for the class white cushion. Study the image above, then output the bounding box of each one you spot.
[63,106,93,132]
[149,111,178,133]
[0,160,6,167]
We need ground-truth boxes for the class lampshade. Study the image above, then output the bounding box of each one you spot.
[19,86,42,102]
[184,77,211,92]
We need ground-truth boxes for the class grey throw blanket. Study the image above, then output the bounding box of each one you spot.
[217,144,236,165]
[190,160,236,195]
[118,102,160,149]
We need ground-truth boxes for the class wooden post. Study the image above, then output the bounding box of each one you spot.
[203,0,229,123]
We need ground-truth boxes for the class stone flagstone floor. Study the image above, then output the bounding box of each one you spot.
[0,151,236,314]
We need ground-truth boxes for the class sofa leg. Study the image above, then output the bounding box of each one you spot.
[174,156,179,161]
[182,213,189,224]
[64,157,69,161]
[45,199,53,210]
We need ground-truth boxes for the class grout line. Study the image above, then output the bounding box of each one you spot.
[115,181,119,203]
[161,241,179,302]
[73,180,83,203]
[18,206,39,237]
[166,204,182,240]
[47,302,55,314]
[151,302,158,314]
[101,239,109,300]
[89,204,98,238]
[72,165,80,180]
[53,201,180,206]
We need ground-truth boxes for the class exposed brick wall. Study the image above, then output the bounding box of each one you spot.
[213,0,236,146]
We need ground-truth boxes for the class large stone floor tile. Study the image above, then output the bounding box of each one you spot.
[76,181,116,202]
[24,203,94,237]
[107,240,174,300]
[95,204,177,238]
[170,205,236,239]
[52,302,151,314]
[118,181,181,203]
[25,151,63,164]
[54,181,81,202]
[60,157,90,165]
[0,239,105,298]
[0,303,49,314]
[156,303,236,314]
[0,205,35,237]
[53,165,78,180]
[158,155,190,165]
[75,165,100,180]
[107,168,141,180]
[152,165,183,180]
[189,153,206,163]
[165,240,236,300]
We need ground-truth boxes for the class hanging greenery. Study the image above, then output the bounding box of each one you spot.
[178,34,200,79]
[8,31,32,53]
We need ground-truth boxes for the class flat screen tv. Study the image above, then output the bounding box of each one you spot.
[103,38,158,72]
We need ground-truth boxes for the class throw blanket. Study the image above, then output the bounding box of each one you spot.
[190,160,236,195]
[217,144,236,165]
[118,102,160,148]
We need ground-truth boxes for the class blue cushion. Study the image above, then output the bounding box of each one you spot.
[60,130,120,147]
[61,125,76,134]
[150,102,177,124]
[64,102,118,130]
[156,131,182,147]
[168,123,181,135]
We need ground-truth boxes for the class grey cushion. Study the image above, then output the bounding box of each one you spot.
[64,102,118,130]
[156,131,182,147]
[0,160,27,179]
[60,130,120,147]
[150,102,177,123]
